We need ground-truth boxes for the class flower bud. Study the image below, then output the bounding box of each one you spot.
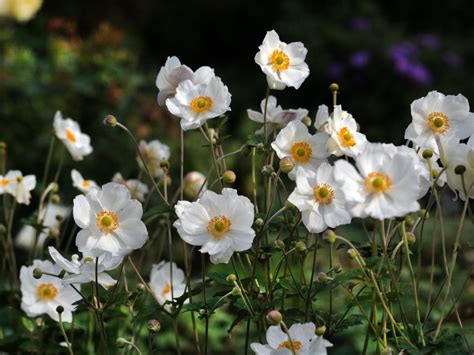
[418,209,429,219]
[183,171,207,200]
[199,308,207,315]
[50,194,61,204]
[279,157,294,174]
[274,239,285,250]
[222,170,236,184]
[405,216,415,227]
[254,218,264,227]
[266,310,283,325]
[0,141,6,151]
[104,115,118,127]
[33,268,43,279]
[136,283,146,294]
[159,175,172,187]
[56,305,64,314]
[455,165,466,175]
[160,160,170,170]
[323,230,336,244]
[301,116,312,127]
[329,83,339,92]
[261,165,274,177]
[422,149,433,159]
[315,325,326,336]
[256,143,265,151]
[295,241,306,253]
[50,182,59,193]
[147,319,161,333]
[347,248,358,259]
[317,272,328,283]
[231,287,240,296]
[334,264,342,273]
[226,274,237,283]
[207,128,217,144]
[432,169,440,179]
[406,232,416,245]
[116,337,127,348]
[16,176,23,183]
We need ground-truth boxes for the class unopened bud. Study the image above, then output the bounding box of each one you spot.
[56,305,64,314]
[418,209,429,219]
[432,169,440,179]
[261,165,274,177]
[405,216,415,227]
[348,248,358,259]
[274,239,285,250]
[317,272,328,283]
[136,283,146,294]
[199,308,206,315]
[455,165,466,175]
[159,175,172,187]
[316,325,326,336]
[50,194,61,204]
[183,171,207,200]
[207,128,217,144]
[329,83,339,92]
[295,241,307,253]
[406,232,416,245]
[16,176,23,183]
[256,143,265,151]
[302,116,312,127]
[147,319,161,333]
[334,264,342,273]
[279,157,295,174]
[160,160,170,170]
[226,274,237,283]
[323,230,336,244]
[254,218,264,227]
[116,337,127,348]
[33,268,43,279]
[231,287,240,296]
[422,149,433,159]
[222,170,236,184]
[266,310,283,325]
[103,115,118,127]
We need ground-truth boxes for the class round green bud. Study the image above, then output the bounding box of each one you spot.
[279,157,295,174]
[406,232,416,245]
[33,268,43,279]
[35,317,45,327]
[317,272,328,283]
[347,248,358,259]
[222,170,236,184]
[231,287,240,296]
[295,241,307,253]
[50,194,61,204]
[323,230,336,244]
[302,116,312,127]
[254,218,264,227]
[147,319,161,333]
[455,165,466,175]
[226,274,237,283]
[160,160,170,170]
[315,325,326,336]
[334,264,342,273]
[261,165,274,177]
[274,239,285,250]
[405,216,415,227]
[16,176,23,183]
[136,283,146,294]
[159,175,172,187]
[266,310,283,325]
[329,83,339,92]
[199,308,207,316]
[116,337,127,348]
[418,209,429,219]
[432,169,440,179]
[256,143,265,151]
[50,182,59,193]
[422,149,433,159]
[103,115,118,127]
[56,305,64,314]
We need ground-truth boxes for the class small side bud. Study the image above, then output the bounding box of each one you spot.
[301,116,312,127]
[147,319,161,333]
[315,325,326,336]
[422,149,433,159]
[56,305,64,314]
[33,268,43,279]
[347,248,358,259]
[226,274,237,283]
[136,283,146,294]
[103,115,118,127]
[222,170,236,184]
[254,218,264,228]
[261,165,274,177]
[231,287,240,296]
[279,157,295,174]
[431,169,440,179]
[381,348,393,355]
[50,194,61,204]
[418,209,429,219]
[159,175,172,187]
[406,232,416,245]
[160,160,170,170]
[455,165,466,175]
[334,264,342,273]
[405,216,415,227]
[329,83,339,92]
[16,176,23,183]
[295,241,307,254]
[266,310,283,325]
[323,230,336,244]
[116,337,127,348]
[317,272,328,283]
[274,239,285,250]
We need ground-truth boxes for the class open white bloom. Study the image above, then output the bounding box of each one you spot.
[156,56,215,106]
[71,169,98,194]
[308,336,333,355]
[53,111,93,161]
[137,139,170,178]
[0,170,36,205]
[112,172,149,202]
[174,188,255,264]
[48,247,121,289]
[73,182,148,257]
[334,143,421,220]
[20,259,81,322]
[1,0,43,22]
[166,77,232,131]
[250,322,316,354]
[404,91,474,151]
[316,105,367,157]
[183,171,207,200]
[288,163,351,233]
[247,95,308,136]
[255,30,309,90]
[272,120,329,180]
[150,261,186,310]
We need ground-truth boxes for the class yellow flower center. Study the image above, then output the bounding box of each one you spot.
[82,181,90,188]
[290,142,312,164]
[277,340,302,351]
[207,215,231,240]
[66,129,77,143]
[161,282,171,296]
[37,283,58,301]
[96,211,119,234]
[427,112,449,134]
[271,49,290,71]
[0,179,11,187]
[313,183,334,205]
[364,172,392,193]
[190,96,213,112]
[338,127,356,147]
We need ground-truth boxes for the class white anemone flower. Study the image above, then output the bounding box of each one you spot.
[137,139,170,178]
[404,91,474,152]
[156,56,215,106]
[308,336,333,355]
[166,77,232,131]
[73,182,148,257]
[71,169,98,194]
[247,95,308,136]
[2,0,43,22]
[272,120,329,180]
[288,163,351,233]
[250,322,316,354]
[183,171,207,200]
[334,143,421,220]
[20,259,81,322]
[0,170,36,205]
[48,247,121,289]
[150,261,187,310]
[255,30,309,90]
[112,172,149,202]
[174,188,255,264]
[53,111,93,161]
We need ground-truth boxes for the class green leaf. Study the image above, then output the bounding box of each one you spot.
[21,317,35,333]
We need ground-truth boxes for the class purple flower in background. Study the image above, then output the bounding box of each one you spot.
[327,62,345,79]
[349,16,371,31]
[443,51,463,68]
[350,51,371,68]
[389,41,417,61]
[407,63,432,86]
[394,56,410,74]
[417,33,441,50]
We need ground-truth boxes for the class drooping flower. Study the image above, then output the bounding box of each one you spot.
[20,259,81,322]
[112,172,149,202]
[137,139,170,178]
[404,91,474,151]
[288,163,351,233]
[334,143,421,220]
[183,171,207,200]
[247,95,308,136]
[48,247,121,289]
[53,111,93,161]
[255,30,309,90]
[272,120,329,180]
[149,261,187,310]
[166,77,232,131]
[71,169,98,194]
[156,56,215,106]
[0,170,36,205]
[174,188,255,264]
[73,182,148,257]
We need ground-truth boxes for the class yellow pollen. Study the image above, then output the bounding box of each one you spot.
[66,129,77,143]
[338,127,356,147]
[271,49,290,71]
[277,340,302,351]
[82,181,90,187]
[427,112,449,134]
[290,142,312,164]
[0,179,11,187]
[37,283,58,301]
[96,211,119,234]
[313,183,334,205]
[83,257,93,263]
[207,215,231,240]
[190,96,213,112]
[161,282,171,296]
[364,172,392,193]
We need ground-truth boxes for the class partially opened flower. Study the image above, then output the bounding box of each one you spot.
[250,322,315,354]
[404,91,474,151]
[137,139,170,178]
[272,120,329,180]
[48,247,122,289]
[247,95,308,136]
[166,77,232,131]
[20,259,81,322]
[0,170,36,205]
[183,171,207,200]
[255,30,309,90]
[334,143,421,220]
[112,172,149,202]
[174,188,255,264]
[150,261,186,310]
[156,56,215,106]
[53,111,92,161]
[73,182,148,257]
[71,169,98,194]
[288,163,351,233]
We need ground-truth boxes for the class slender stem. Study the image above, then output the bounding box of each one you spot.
[263,86,270,146]
[201,254,209,355]
[304,235,318,321]
[58,312,74,355]
[40,133,56,194]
